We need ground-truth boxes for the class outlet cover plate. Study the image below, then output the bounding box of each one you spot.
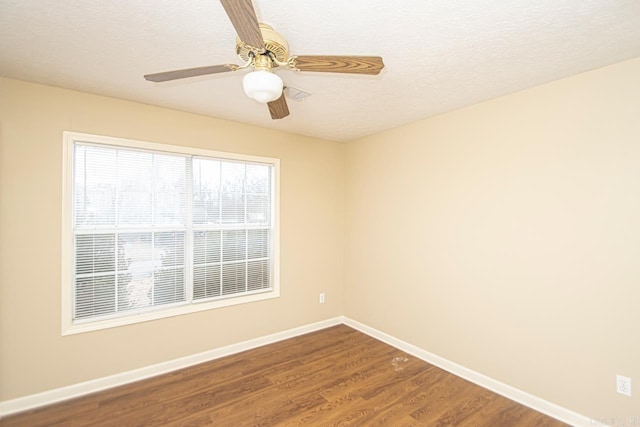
[616,374,632,397]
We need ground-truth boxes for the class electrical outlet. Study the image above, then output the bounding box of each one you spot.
[319,293,325,304]
[616,374,632,397]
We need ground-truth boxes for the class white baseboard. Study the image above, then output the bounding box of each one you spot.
[342,317,601,427]
[1,316,601,426]
[0,317,343,418]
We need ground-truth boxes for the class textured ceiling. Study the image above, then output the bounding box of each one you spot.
[2,0,640,142]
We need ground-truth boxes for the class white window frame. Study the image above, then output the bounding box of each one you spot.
[61,132,280,335]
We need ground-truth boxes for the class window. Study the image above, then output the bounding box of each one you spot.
[62,132,279,334]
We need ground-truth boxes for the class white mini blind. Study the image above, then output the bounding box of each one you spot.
[192,158,272,301]
[70,140,275,325]
[73,144,188,320]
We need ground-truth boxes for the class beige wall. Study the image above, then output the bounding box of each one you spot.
[345,57,640,419]
[0,78,345,400]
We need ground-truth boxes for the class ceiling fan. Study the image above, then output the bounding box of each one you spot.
[143,0,384,120]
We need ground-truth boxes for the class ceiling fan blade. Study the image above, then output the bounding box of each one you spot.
[267,94,289,120]
[219,0,265,50]
[144,64,236,82]
[292,55,384,75]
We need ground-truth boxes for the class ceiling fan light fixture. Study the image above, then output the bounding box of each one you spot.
[242,70,283,103]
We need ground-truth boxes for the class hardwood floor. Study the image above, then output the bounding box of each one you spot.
[1,325,567,426]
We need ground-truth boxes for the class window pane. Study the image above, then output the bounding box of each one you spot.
[246,194,269,224]
[117,232,153,312]
[220,193,244,224]
[246,164,269,194]
[75,234,115,275]
[193,231,221,265]
[246,164,270,224]
[193,159,221,225]
[193,265,221,300]
[74,145,117,227]
[222,262,246,295]
[155,268,186,305]
[154,156,187,226]
[247,259,270,291]
[221,162,245,224]
[75,145,187,229]
[222,230,246,262]
[247,229,269,259]
[117,232,153,273]
[117,150,153,226]
[117,151,187,226]
[118,272,152,312]
[155,232,185,267]
[115,232,186,312]
[75,275,116,319]
[220,161,245,193]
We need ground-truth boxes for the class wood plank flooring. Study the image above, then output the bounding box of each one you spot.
[1,325,567,426]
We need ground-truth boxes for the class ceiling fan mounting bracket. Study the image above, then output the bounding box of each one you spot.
[236,24,289,67]
[286,56,300,71]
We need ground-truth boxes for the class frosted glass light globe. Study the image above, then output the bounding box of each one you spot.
[242,70,283,103]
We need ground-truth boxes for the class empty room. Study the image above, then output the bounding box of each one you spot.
[1,1,639,426]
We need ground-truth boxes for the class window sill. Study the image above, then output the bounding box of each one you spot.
[62,288,279,336]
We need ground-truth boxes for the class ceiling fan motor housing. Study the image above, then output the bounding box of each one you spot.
[236,24,289,66]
